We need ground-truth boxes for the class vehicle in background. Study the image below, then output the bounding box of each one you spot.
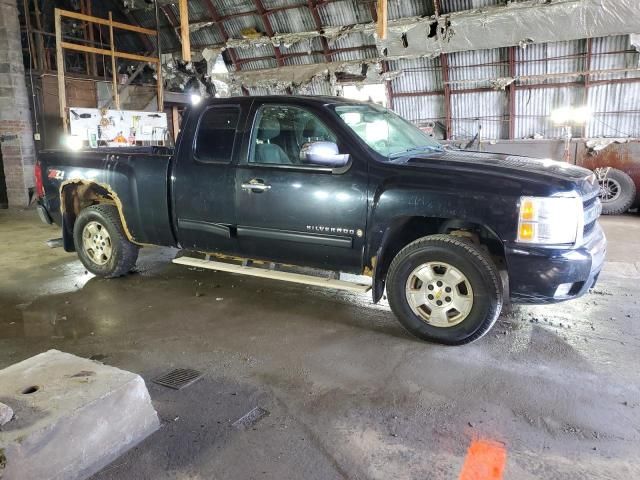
[35,96,606,346]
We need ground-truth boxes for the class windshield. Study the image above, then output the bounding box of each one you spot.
[335,104,442,159]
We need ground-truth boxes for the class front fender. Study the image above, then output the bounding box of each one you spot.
[367,186,512,303]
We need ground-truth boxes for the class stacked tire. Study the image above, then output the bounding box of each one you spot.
[598,168,636,215]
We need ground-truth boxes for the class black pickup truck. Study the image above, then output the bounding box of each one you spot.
[36,96,606,345]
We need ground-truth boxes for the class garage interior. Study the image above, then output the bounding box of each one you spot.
[1,1,640,479]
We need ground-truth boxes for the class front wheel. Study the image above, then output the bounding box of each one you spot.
[386,234,503,345]
[73,204,139,278]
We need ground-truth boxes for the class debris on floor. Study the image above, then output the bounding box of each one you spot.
[45,238,64,249]
[232,407,270,429]
[0,401,13,426]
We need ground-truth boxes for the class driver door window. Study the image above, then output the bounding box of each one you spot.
[249,106,336,166]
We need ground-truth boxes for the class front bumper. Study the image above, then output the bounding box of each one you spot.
[506,222,607,304]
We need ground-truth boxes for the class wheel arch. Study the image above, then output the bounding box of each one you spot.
[370,216,505,303]
[59,180,137,252]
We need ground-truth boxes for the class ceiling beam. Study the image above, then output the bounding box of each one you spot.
[160,5,182,46]
[307,0,332,64]
[251,0,285,67]
[200,0,241,71]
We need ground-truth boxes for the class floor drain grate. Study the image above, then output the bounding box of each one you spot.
[152,368,203,390]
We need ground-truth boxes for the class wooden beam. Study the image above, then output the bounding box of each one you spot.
[376,0,387,40]
[108,12,120,110]
[58,9,157,36]
[104,62,147,108]
[85,0,98,75]
[154,0,164,111]
[60,42,160,64]
[369,2,394,109]
[172,106,180,141]
[179,0,191,62]
[54,8,68,133]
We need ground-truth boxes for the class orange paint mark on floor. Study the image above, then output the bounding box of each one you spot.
[459,439,507,480]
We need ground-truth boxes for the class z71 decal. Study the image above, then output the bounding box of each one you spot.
[47,169,65,180]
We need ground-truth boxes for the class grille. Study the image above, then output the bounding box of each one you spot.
[582,191,602,238]
[152,368,203,390]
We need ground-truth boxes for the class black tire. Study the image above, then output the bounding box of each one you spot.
[599,168,636,215]
[386,234,502,345]
[73,204,139,278]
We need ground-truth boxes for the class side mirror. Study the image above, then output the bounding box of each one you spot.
[300,141,350,168]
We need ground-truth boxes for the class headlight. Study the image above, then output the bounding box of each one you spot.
[517,196,583,245]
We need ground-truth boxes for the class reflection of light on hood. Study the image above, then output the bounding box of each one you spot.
[336,192,350,202]
[540,158,556,168]
[314,190,329,200]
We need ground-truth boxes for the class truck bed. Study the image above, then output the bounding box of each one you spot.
[38,148,176,247]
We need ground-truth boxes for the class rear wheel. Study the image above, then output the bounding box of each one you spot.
[598,168,635,215]
[386,234,502,345]
[73,204,139,277]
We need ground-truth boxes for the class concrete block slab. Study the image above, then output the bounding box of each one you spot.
[0,350,159,480]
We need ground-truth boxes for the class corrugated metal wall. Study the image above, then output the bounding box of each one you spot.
[391,35,640,140]
[125,0,640,141]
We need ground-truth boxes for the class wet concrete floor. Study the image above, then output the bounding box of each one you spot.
[0,208,639,479]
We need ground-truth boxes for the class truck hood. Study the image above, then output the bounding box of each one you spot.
[393,149,599,196]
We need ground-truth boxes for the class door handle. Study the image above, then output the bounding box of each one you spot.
[241,179,271,192]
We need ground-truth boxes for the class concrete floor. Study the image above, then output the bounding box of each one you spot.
[1,208,639,479]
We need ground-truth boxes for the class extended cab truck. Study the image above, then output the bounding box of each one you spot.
[36,96,606,345]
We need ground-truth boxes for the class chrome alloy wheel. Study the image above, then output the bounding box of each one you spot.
[599,177,622,203]
[405,262,474,327]
[82,221,112,266]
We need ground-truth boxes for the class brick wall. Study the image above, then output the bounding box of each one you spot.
[0,0,36,207]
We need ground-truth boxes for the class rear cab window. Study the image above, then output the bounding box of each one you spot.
[194,106,240,163]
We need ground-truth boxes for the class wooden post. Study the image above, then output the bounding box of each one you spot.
[376,0,387,40]
[80,0,90,75]
[172,106,180,141]
[54,8,68,133]
[155,0,164,111]
[157,69,164,112]
[108,12,120,110]
[179,0,191,62]
[86,0,98,76]
[33,0,47,70]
